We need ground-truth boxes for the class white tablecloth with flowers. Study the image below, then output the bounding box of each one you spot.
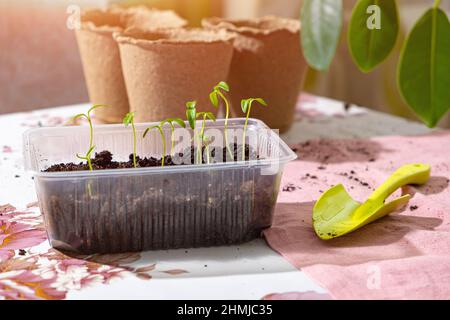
[0,94,430,300]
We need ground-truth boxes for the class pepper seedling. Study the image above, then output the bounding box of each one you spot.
[186,101,201,164]
[143,124,167,167]
[123,112,137,168]
[73,104,107,170]
[186,101,216,164]
[209,81,233,159]
[160,118,186,155]
[186,101,197,130]
[241,98,268,161]
[197,111,216,164]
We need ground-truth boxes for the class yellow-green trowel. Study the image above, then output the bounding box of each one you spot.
[313,164,431,240]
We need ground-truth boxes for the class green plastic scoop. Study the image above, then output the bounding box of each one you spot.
[313,164,431,240]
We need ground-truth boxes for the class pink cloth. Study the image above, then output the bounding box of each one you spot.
[264,131,450,300]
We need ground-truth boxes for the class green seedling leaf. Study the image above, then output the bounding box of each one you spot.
[160,118,183,128]
[161,118,186,155]
[206,113,216,121]
[301,0,343,71]
[199,112,216,122]
[186,101,197,130]
[209,92,219,107]
[73,113,87,121]
[76,154,87,160]
[87,104,108,117]
[242,98,268,112]
[186,101,197,110]
[123,112,135,126]
[254,98,268,107]
[186,110,197,129]
[143,126,156,138]
[216,81,229,92]
[241,99,250,114]
[170,118,186,128]
[348,0,399,73]
[398,7,450,127]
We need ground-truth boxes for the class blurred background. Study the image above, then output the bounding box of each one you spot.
[1,0,449,126]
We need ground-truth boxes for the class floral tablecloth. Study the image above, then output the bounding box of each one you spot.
[0,94,430,300]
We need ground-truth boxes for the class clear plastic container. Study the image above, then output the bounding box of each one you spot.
[23,118,296,253]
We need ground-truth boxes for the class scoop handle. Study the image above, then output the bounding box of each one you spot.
[368,164,431,202]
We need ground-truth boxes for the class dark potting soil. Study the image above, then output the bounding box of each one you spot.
[44,144,258,172]
[38,143,277,254]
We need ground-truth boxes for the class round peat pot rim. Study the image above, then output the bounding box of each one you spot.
[202,15,300,36]
[113,27,236,47]
[79,7,125,35]
[122,6,187,29]
[79,6,187,35]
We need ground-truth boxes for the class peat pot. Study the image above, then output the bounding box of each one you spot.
[114,28,234,123]
[75,6,186,123]
[203,16,308,133]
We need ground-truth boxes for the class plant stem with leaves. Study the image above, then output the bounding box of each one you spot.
[209,81,233,159]
[186,101,201,164]
[143,125,166,167]
[241,98,268,161]
[160,118,186,155]
[123,112,137,168]
[197,112,216,164]
[186,101,216,164]
[73,104,107,171]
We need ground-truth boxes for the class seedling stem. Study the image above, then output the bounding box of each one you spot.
[241,98,268,161]
[160,118,186,155]
[73,104,107,171]
[186,101,216,164]
[210,81,233,159]
[123,112,137,168]
[143,125,167,167]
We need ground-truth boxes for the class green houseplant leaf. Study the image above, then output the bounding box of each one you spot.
[301,0,343,71]
[348,0,399,72]
[398,7,450,127]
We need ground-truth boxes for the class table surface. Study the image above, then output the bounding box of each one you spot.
[0,94,432,300]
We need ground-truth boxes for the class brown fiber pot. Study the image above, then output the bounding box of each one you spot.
[75,7,186,123]
[202,16,308,133]
[114,28,234,122]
